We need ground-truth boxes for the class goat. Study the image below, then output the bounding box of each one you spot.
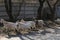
[37,20,45,29]
[17,19,36,33]
[0,19,18,34]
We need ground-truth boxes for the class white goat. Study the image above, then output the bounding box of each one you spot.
[0,19,18,31]
[17,19,36,32]
[37,20,45,28]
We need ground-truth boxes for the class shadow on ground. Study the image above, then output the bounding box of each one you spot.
[7,30,51,40]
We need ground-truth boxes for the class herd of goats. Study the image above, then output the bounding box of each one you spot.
[0,18,60,35]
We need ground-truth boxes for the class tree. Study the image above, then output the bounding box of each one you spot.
[4,0,14,22]
[46,0,59,21]
[37,0,59,20]
[37,0,45,20]
[4,0,24,22]
[13,0,24,21]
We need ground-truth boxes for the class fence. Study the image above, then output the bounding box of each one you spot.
[0,0,40,20]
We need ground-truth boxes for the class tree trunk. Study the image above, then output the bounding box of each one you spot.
[46,0,54,21]
[14,0,24,21]
[4,0,14,22]
[46,0,59,21]
[37,3,43,20]
[37,0,45,20]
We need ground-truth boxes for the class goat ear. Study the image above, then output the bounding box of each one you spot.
[0,19,7,24]
[20,19,25,22]
[0,19,4,23]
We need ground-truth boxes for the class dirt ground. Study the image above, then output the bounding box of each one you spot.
[0,27,60,40]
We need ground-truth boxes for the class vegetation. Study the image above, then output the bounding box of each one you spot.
[4,0,24,22]
[37,0,59,21]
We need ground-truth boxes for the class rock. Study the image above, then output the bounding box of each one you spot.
[10,37,21,40]
[56,27,60,29]
[38,30,44,33]
[55,28,60,34]
[45,28,55,33]
[0,37,8,40]
[56,34,60,36]
[0,34,8,38]
[0,37,21,40]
